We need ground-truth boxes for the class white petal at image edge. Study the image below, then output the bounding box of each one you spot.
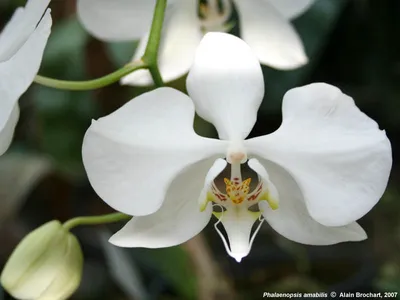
[0,9,52,155]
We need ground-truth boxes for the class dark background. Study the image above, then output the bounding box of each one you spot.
[0,0,399,299]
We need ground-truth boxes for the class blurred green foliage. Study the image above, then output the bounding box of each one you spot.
[33,17,97,177]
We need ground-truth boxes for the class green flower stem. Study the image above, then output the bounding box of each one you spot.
[148,66,164,87]
[142,0,167,87]
[63,213,131,231]
[34,60,146,91]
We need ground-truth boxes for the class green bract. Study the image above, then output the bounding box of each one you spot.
[1,220,83,300]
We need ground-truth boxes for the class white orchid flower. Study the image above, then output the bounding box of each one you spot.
[0,0,52,156]
[77,0,313,86]
[82,33,392,262]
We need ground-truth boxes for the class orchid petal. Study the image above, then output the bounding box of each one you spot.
[267,0,316,20]
[245,83,392,227]
[0,9,51,155]
[249,158,367,244]
[0,0,50,62]
[234,0,308,69]
[121,0,202,86]
[187,32,264,140]
[82,88,226,216]
[77,0,156,41]
[109,158,219,248]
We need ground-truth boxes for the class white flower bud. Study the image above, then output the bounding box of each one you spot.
[1,220,83,300]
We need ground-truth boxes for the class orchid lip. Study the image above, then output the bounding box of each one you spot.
[204,159,276,262]
[213,206,265,263]
[232,255,245,263]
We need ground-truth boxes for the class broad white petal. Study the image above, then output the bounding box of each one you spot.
[121,0,202,86]
[0,8,24,61]
[0,0,50,61]
[187,32,264,141]
[77,0,156,41]
[249,158,367,245]
[82,88,226,216]
[0,10,51,155]
[245,83,392,226]
[110,159,217,248]
[267,0,315,20]
[234,0,308,70]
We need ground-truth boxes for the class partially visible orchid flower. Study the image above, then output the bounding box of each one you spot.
[77,0,314,86]
[82,33,392,262]
[0,0,52,156]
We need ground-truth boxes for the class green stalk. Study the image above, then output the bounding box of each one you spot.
[63,213,131,231]
[142,0,167,87]
[34,60,146,91]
